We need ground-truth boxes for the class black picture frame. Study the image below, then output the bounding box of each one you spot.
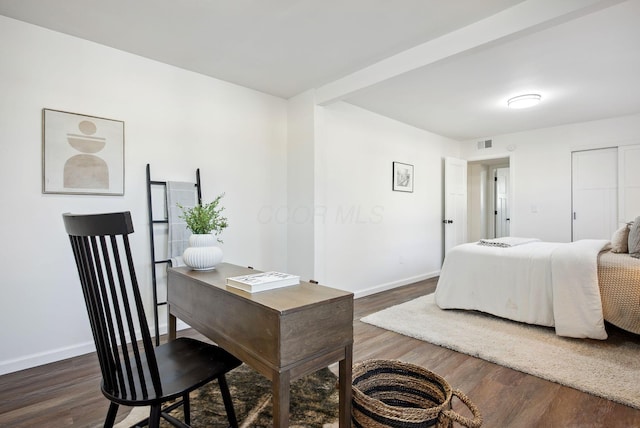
[392,161,414,192]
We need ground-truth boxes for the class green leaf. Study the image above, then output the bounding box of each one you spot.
[178,193,228,242]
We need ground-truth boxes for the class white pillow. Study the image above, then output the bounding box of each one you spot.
[629,217,640,254]
[611,224,630,253]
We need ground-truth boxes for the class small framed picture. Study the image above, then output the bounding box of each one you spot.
[42,109,125,195]
[392,161,414,192]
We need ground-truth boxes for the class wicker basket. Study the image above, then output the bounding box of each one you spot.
[352,360,482,428]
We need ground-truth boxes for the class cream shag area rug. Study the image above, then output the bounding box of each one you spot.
[361,294,640,409]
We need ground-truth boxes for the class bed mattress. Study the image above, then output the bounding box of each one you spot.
[434,239,610,339]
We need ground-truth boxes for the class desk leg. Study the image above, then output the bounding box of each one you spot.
[273,370,290,428]
[339,344,353,427]
[168,311,177,341]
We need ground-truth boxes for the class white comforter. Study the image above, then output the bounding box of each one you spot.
[434,239,610,339]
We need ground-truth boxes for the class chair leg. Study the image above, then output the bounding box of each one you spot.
[183,392,191,425]
[149,404,162,428]
[104,402,119,428]
[218,375,238,428]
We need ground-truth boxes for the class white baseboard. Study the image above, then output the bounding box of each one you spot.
[0,320,192,376]
[2,275,429,376]
[0,341,96,376]
[353,270,440,299]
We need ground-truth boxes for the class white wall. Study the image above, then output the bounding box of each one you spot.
[460,114,640,242]
[285,90,317,280]
[316,103,460,297]
[0,16,288,375]
[467,163,488,242]
[7,13,639,376]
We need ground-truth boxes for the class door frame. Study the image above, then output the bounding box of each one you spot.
[466,153,513,239]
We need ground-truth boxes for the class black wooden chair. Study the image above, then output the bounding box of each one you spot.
[63,211,242,428]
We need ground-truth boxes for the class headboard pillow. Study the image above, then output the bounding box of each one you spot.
[611,224,630,253]
[628,216,640,254]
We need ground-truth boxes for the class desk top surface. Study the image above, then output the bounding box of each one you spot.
[168,263,353,314]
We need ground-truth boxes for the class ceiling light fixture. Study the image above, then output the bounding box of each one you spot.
[507,93,541,109]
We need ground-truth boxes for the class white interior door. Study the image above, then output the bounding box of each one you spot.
[444,157,467,255]
[618,144,640,224]
[572,148,617,241]
[495,167,510,238]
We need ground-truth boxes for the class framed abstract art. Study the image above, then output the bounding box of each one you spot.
[42,108,124,195]
[392,161,413,192]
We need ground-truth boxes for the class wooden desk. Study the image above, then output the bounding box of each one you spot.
[167,263,353,427]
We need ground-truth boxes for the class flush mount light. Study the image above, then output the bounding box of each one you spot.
[507,93,541,109]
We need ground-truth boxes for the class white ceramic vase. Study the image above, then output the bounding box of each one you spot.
[182,233,223,271]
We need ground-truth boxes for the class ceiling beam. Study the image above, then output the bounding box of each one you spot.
[314,0,625,106]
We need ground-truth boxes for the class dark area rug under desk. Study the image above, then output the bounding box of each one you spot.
[118,364,339,427]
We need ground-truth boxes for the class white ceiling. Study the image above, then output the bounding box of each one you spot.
[1,0,639,141]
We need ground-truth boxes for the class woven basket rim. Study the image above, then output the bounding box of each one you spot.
[352,359,453,419]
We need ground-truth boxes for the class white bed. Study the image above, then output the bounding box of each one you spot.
[434,238,610,340]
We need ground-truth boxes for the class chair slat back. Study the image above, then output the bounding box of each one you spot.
[63,212,162,400]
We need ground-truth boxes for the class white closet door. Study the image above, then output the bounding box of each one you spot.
[572,148,618,241]
[618,144,640,224]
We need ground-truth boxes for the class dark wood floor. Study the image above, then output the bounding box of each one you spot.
[1,279,639,427]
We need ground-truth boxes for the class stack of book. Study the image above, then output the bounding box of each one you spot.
[226,271,300,293]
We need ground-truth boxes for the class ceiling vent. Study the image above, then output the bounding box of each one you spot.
[477,139,492,149]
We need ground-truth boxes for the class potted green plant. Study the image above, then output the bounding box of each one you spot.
[178,193,228,270]
[178,193,228,240]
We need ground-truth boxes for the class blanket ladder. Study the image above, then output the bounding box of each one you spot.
[145,163,201,345]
